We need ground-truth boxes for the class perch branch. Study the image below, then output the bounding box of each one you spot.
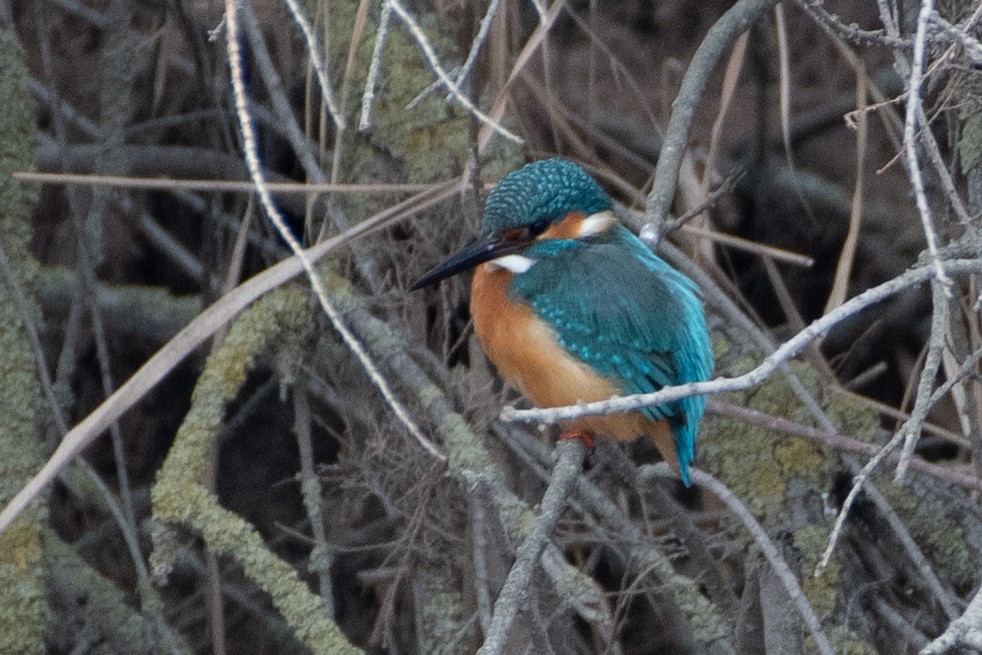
[502,258,982,425]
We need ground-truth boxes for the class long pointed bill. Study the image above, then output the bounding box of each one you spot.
[410,234,528,290]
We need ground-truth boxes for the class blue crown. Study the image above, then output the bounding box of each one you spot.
[483,159,612,235]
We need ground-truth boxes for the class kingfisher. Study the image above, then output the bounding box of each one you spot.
[411,158,712,485]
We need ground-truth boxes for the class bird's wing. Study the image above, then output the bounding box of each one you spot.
[512,230,712,460]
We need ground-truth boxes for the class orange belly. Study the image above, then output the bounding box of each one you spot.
[470,263,678,470]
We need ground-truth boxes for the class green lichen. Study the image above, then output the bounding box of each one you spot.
[417,574,474,655]
[877,478,976,592]
[151,286,361,654]
[959,97,982,174]
[697,352,886,645]
[699,360,839,522]
[155,286,313,490]
[0,27,47,655]
[808,627,876,655]
[325,1,520,190]
[794,524,840,621]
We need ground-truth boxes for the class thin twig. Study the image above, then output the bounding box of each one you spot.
[293,383,336,617]
[794,0,910,48]
[639,464,835,655]
[358,0,392,131]
[861,481,961,621]
[13,171,437,194]
[386,0,522,145]
[224,0,443,461]
[707,401,980,489]
[0,228,158,595]
[931,14,982,64]
[903,0,953,295]
[476,438,587,655]
[0,179,460,535]
[896,280,949,480]
[452,0,500,90]
[815,429,905,576]
[656,172,744,240]
[677,222,815,268]
[281,0,345,129]
[824,57,868,313]
[645,0,780,228]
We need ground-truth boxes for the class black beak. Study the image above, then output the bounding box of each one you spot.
[410,233,528,290]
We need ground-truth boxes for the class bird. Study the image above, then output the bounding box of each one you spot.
[411,158,713,485]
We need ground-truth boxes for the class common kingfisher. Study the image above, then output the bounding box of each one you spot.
[412,159,713,485]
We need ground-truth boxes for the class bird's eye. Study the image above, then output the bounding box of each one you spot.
[527,219,549,237]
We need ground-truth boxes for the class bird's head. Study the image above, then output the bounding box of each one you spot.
[411,158,616,289]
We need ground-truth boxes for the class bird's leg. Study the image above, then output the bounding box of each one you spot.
[559,428,595,449]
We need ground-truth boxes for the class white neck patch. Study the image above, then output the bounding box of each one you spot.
[488,254,536,274]
[578,210,616,237]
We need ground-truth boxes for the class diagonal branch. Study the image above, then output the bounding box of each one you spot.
[224,0,442,460]
[644,0,780,228]
[476,438,587,655]
[639,464,835,655]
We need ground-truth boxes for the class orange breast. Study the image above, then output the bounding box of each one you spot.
[470,263,677,469]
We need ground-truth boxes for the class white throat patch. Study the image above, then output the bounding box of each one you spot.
[488,254,536,274]
[578,210,617,237]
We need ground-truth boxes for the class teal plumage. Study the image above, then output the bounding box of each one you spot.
[412,158,713,486]
[511,225,711,485]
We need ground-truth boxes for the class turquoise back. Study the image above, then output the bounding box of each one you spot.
[510,225,712,485]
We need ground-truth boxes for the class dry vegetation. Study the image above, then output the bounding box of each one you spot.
[2,0,982,653]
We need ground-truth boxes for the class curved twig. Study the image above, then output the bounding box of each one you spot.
[640,464,835,655]
[0,181,458,535]
[644,0,780,228]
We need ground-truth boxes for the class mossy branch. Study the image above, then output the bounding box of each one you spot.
[46,532,193,654]
[0,26,47,655]
[150,285,361,655]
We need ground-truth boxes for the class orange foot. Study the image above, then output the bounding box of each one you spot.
[559,428,595,449]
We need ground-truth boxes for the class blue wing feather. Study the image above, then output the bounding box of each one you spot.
[510,225,712,483]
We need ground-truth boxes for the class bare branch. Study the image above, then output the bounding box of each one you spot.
[476,438,587,655]
[640,464,835,655]
[223,0,442,461]
[386,0,522,145]
[0,181,459,534]
[903,0,953,295]
[922,585,982,654]
[644,0,780,229]
[896,280,949,480]
[281,0,345,129]
[358,0,392,131]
